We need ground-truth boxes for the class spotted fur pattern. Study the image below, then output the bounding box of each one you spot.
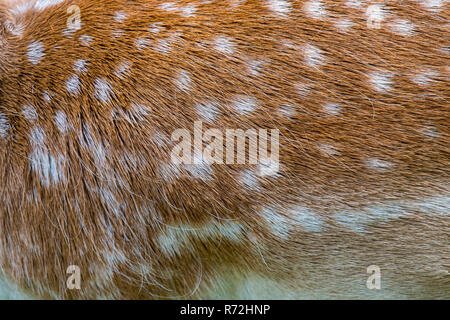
[0,0,449,299]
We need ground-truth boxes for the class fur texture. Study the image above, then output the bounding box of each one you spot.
[0,0,449,299]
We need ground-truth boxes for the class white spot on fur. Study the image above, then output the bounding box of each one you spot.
[12,0,64,14]
[422,126,441,138]
[158,222,244,257]
[389,19,415,36]
[335,193,449,234]
[94,78,113,103]
[27,41,45,65]
[304,44,325,68]
[365,158,395,172]
[231,95,258,115]
[79,123,108,166]
[153,33,181,54]
[149,22,164,33]
[74,59,88,73]
[304,0,327,19]
[369,71,393,92]
[291,206,324,232]
[247,59,267,77]
[174,70,192,92]
[158,3,197,17]
[257,158,280,177]
[28,126,66,187]
[0,113,10,139]
[114,11,127,23]
[266,0,292,17]
[114,61,132,79]
[240,169,261,191]
[5,21,25,37]
[42,91,52,102]
[66,74,81,95]
[411,69,438,86]
[260,205,323,239]
[197,101,221,122]
[278,104,297,118]
[415,194,450,214]
[335,204,406,234]
[214,36,235,55]
[323,103,342,115]
[22,104,38,122]
[33,0,65,11]
[295,82,311,97]
[180,4,197,17]
[229,0,245,8]
[345,0,365,8]
[259,207,293,239]
[318,143,339,157]
[185,153,213,181]
[335,18,354,31]
[159,161,182,181]
[417,0,444,12]
[55,111,69,133]
[80,35,93,47]
[158,2,178,12]
[135,38,149,50]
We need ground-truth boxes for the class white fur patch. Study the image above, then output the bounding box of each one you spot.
[411,69,438,87]
[231,95,258,115]
[389,19,415,36]
[196,101,221,122]
[27,41,45,65]
[185,153,213,181]
[291,206,324,232]
[323,103,342,116]
[34,0,65,11]
[369,71,393,92]
[214,36,235,55]
[74,59,88,73]
[278,104,297,118]
[94,78,113,103]
[28,126,66,187]
[304,44,325,68]
[54,111,69,133]
[257,158,280,177]
[5,21,25,37]
[334,194,450,234]
[114,11,127,23]
[9,0,64,15]
[266,0,292,17]
[365,158,395,172]
[0,113,10,139]
[158,222,244,257]
[114,61,132,79]
[42,91,52,102]
[304,0,327,19]
[240,169,261,191]
[66,74,81,95]
[174,70,192,92]
[417,0,445,12]
[335,18,354,31]
[260,205,323,239]
[80,35,94,47]
[22,104,38,122]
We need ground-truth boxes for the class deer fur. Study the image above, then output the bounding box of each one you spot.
[0,0,449,299]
